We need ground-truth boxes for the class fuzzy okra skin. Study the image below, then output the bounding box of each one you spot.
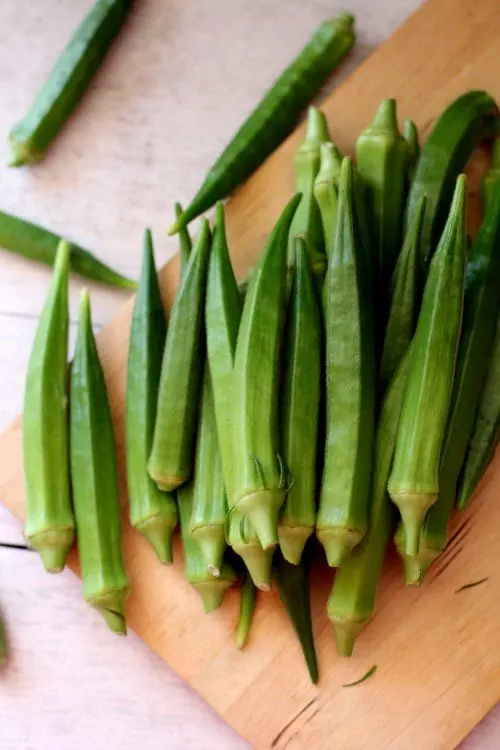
[356,99,407,286]
[313,142,342,261]
[23,240,74,573]
[205,204,272,589]
[328,348,411,656]
[279,237,321,564]
[388,176,467,557]
[232,195,301,551]
[189,367,227,577]
[70,291,130,635]
[379,195,425,390]
[126,231,177,563]
[8,0,134,166]
[178,483,236,613]
[148,219,211,491]
[317,158,376,567]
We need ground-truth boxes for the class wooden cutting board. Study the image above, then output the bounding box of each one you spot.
[1,0,500,746]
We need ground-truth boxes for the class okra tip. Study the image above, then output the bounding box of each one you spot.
[194,528,226,578]
[317,528,363,568]
[278,526,313,566]
[394,497,432,557]
[233,543,273,591]
[401,555,425,587]
[371,98,398,131]
[330,13,355,32]
[237,489,282,551]
[193,579,233,614]
[90,587,129,636]
[29,529,74,574]
[7,137,37,168]
[136,516,175,564]
[330,618,365,658]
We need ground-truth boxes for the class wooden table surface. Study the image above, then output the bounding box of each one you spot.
[0,0,498,747]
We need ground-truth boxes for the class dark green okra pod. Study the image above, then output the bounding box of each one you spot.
[0,210,135,288]
[8,0,134,166]
[279,237,321,564]
[388,176,466,556]
[482,139,500,212]
[70,291,130,635]
[126,231,177,563]
[149,220,211,491]
[317,158,376,567]
[313,142,342,261]
[169,14,355,233]
[23,240,74,573]
[232,195,301,551]
[403,119,419,182]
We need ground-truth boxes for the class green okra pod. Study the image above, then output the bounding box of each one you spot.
[232,195,302,551]
[482,139,500,212]
[126,231,177,564]
[279,237,321,564]
[169,14,355,234]
[189,367,227,577]
[23,240,74,573]
[356,99,407,286]
[403,119,419,182]
[178,483,236,613]
[228,513,273,592]
[313,142,342,261]
[457,316,500,510]
[0,209,135,288]
[388,175,467,557]
[317,158,376,567]
[149,220,211,491]
[236,572,257,649]
[379,195,425,390]
[8,0,134,166]
[328,348,411,656]
[174,202,193,275]
[70,291,130,635]
[406,90,498,269]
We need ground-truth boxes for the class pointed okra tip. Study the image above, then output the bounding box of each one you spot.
[330,13,355,34]
[317,527,362,567]
[137,516,175,564]
[371,98,398,132]
[331,619,365,658]
[304,106,330,147]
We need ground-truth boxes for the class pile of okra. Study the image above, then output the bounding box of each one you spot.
[11,1,500,684]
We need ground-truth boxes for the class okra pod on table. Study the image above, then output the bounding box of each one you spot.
[23,240,74,573]
[317,158,376,567]
[169,14,355,234]
[314,142,342,261]
[8,0,134,166]
[70,291,130,635]
[0,209,135,288]
[148,220,211,492]
[388,176,466,557]
[232,195,301,551]
[279,237,321,565]
[126,231,177,563]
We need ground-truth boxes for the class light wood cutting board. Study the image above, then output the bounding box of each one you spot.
[1,0,500,746]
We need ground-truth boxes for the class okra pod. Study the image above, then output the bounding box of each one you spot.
[482,139,500,212]
[379,195,425,390]
[178,483,236,613]
[279,237,321,564]
[356,99,407,285]
[189,368,227,577]
[317,158,376,567]
[328,348,411,656]
[406,90,498,269]
[148,220,211,491]
[169,14,355,233]
[23,240,74,573]
[235,572,257,649]
[313,142,342,260]
[403,119,419,182]
[388,176,466,556]
[174,203,193,275]
[232,195,301,550]
[126,232,177,563]
[70,291,130,634]
[8,0,134,166]
[0,209,135,288]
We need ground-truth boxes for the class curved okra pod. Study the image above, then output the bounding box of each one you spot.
[0,210,135,289]
[126,232,177,563]
[232,195,301,550]
[388,176,467,556]
[356,99,407,286]
[379,195,425,390]
[178,483,236,613]
[189,368,227,577]
[406,90,498,269]
[328,348,411,656]
[482,139,500,212]
[279,238,321,564]
[70,291,130,634]
[148,220,211,491]
[403,119,419,182]
[317,158,376,567]
[235,572,257,649]
[8,0,134,166]
[397,180,500,582]
[23,240,74,573]
[287,107,330,277]
[457,316,500,510]
[313,142,342,261]
[169,14,355,234]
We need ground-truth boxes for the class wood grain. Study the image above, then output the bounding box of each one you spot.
[1,0,500,746]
